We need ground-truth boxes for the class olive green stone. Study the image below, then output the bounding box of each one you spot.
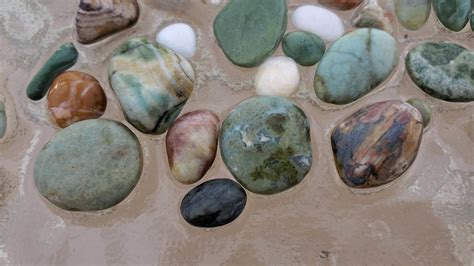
[26,43,78,101]
[406,42,474,102]
[34,119,142,211]
[220,96,312,195]
[282,31,326,66]
[407,99,432,127]
[213,0,287,67]
[394,0,431,31]
[433,0,471,31]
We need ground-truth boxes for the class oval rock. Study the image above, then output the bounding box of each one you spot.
[292,5,345,42]
[282,31,326,66]
[394,0,431,31]
[433,0,471,31]
[254,56,301,97]
[331,100,423,188]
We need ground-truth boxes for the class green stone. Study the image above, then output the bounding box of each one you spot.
[0,102,6,138]
[407,99,432,127]
[213,0,287,68]
[406,42,474,102]
[34,119,142,211]
[394,0,431,31]
[471,14,473,30]
[220,96,312,195]
[314,28,398,105]
[282,31,326,66]
[26,43,78,101]
[433,0,471,31]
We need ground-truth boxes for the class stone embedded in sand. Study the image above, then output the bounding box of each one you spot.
[34,119,143,211]
[180,179,247,228]
[407,99,432,127]
[282,31,326,66]
[109,37,195,134]
[292,5,345,42]
[394,0,431,31]
[0,102,6,138]
[318,0,364,10]
[47,71,107,128]
[26,43,78,101]
[76,0,140,44]
[156,23,197,59]
[432,0,471,32]
[352,0,393,33]
[166,110,220,184]
[331,100,424,188]
[254,56,301,97]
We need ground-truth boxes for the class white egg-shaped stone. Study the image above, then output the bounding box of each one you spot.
[292,5,345,42]
[156,23,197,59]
[255,56,300,97]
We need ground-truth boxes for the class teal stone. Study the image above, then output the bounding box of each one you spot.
[213,0,287,67]
[394,0,431,31]
[0,102,6,138]
[407,99,432,127]
[433,0,471,31]
[282,31,326,66]
[109,37,195,134]
[406,42,474,102]
[314,28,398,105]
[220,96,312,195]
[26,43,78,101]
[34,119,142,211]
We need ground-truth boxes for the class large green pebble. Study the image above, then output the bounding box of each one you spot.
[433,0,471,31]
[282,31,326,66]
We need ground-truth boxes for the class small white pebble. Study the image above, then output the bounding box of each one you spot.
[156,23,196,59]
[292,5,345,42]
[255,56,300,97]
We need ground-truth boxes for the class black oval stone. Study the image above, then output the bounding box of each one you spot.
[180,179,247,228]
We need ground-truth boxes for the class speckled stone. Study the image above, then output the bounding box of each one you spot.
[407,99,432,127]
[282,31,326,66]
[180,179,247,228]
[433,0,471,31]
[26,43,78,101]
[166,111,220,184]
[406,42,474,102]
[318,0,363,10]
[314,28,398,105]
[47,71,107,128]
[220,96,312,195]
[213,0,287,67]
[109,37,195,134]
[34,119,142,211]
[352,0,393,33]
[331,100,423,188]
[0,102,6,138]
[394,0,431,31]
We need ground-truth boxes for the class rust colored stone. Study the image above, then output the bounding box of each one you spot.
[318,0,364,10]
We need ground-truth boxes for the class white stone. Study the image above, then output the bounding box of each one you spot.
[292,5,345,42]
[254,56,300,97]
[156,23,197,59]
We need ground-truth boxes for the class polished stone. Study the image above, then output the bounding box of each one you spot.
[292,5,345,42]
[255,56,300,97]
[433,0,471,31]
[407,99,432,127]
[394,0,431,31]
[318,0,364,10]
[282,31,326,66]
[156,23,196,59]
[352,0,393,33]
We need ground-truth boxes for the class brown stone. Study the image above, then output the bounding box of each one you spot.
[318,0,364,10]
[47,71,107,128]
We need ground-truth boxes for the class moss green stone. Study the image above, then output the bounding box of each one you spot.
[433,0,471,31]
[34,119,142,211]
[282,31,326,66]
[26,43,78,101]
[220,96,312,195]
[394,0,431,31]
[406,42,474,102]
[213,0,287,68]
[407,99,432,127]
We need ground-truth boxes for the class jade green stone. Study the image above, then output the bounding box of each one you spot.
[282,31,326,66]
[314,28,398,105]
[0,102,6,138]
[394,0,431,31]
[213,0,287,67]
[34,119,143,211]
[433,0,471,31]
[407,99,432,127]
[406,42,474,102]
[26,43,78,101]
[220,96,312,195]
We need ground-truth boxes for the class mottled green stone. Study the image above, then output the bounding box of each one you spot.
[213,0,287,67]
[26,43,78,101]
[282,31,326,66]
[394,0,431,31]
[34,119,142,211]
[433,0,471,31]
[407,99,432,127]
[0,102,6,138]
[406,42,474,102]
[220,96,312,195]
[314,28,398,105]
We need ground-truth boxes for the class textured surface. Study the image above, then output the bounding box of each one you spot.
[352,0,393,33]
[282,31,325,66]
[180,179,247,228]
[331,101,424,188]
[34,119,142,211]
[432,0,471,31]
[406,42,474,102]
[318,0,363,10]
[394,0,431,31]
[220,96,312,195]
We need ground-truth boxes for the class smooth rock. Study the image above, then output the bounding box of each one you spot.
[34,119,142,211]
[255,57,300,97]
[166,110,220,184]
[109,37,195,134]
[314,28,398,105]
[433,0,471,31]
[318,0,364,10]
[352,0,393,33]
[282,31,326,66]
[406,42,474,102]
[47,71,107,128]
[180,179,246,228]
[407,99,432,127]
[156,23,196,59]
[0,102,6,138]
[213,0,287,67]
[331,100,423,188]
[220,96,312,195]
[292,5,345,42]
[76,0,139,44]
[471,14,473,30]
[26,43,78,101]
[394,0,431,31]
